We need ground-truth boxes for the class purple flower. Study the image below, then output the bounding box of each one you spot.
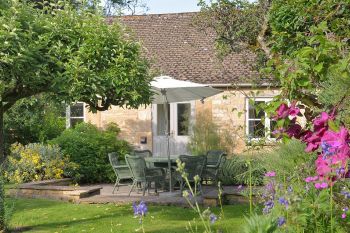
[265,171,276,177]
[343,207,349,212]
[263,200,274,214]
[277,217,286,227]
[209,213,217,224]
[278,197,289,208]
[342,213,346,219]
[133,201,148,217]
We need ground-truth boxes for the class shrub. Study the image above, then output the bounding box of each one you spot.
[188,110,237,155]
[51,123,130,183]
[4,143,77,184]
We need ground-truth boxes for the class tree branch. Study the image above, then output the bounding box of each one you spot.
[257,0,272,59]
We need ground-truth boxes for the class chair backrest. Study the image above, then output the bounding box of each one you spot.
[108,152,132,179]
[125,155,147,181]
[108,152,119,167]
[132,149,152,158]
[206,150,226,166]
[179,155,206,181]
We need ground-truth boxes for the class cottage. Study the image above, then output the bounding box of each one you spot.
[67,12,279,155]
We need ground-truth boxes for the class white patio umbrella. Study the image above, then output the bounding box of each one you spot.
[150,76,222,192]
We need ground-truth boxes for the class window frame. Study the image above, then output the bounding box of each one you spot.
[66,102,86,128]
[245,97,275,141]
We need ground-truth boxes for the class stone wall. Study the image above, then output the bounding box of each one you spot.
[85,87,280,154]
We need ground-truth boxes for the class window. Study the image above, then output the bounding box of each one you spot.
[177,103,191,136]
[66,102,85,128]
[246,98,275,140]
[157,104,170,136]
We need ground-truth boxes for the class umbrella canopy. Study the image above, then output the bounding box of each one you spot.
[150,76,222,192]
[151,76,222,104]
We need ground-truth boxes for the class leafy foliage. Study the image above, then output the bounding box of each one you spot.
[261,140,317,182]
[188,110,237,155]
[220,155,265,186]
[51,123,130,183]
[4,143,77,184]
[4,95,65,151]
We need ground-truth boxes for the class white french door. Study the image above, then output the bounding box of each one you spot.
[152,102,194,157]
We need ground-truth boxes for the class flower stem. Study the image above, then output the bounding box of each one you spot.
[248,160,253,216]
[330,184,333,233]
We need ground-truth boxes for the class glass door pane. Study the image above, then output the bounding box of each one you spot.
[157,104,170,136]
[177,103,191,136]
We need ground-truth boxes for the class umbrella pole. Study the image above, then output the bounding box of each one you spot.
[162,90,173,192]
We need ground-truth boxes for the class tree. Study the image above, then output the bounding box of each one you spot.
[4,95,66,149]
[196,0,350,125]
[0,1,151,228]
[104,0,149,16]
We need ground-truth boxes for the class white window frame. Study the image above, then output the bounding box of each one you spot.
[245,97,274,141]
[66,102,86,128]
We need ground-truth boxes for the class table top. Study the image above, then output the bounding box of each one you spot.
[145,155,180,163]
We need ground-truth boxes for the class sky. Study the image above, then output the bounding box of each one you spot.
[146,0,201,14]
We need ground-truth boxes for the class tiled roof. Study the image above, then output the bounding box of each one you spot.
[108,12,264,85]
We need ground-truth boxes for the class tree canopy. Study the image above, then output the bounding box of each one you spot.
[0,0,153,158]
[196,0,350,127]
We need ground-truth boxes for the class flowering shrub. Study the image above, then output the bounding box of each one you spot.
[5,143,78,184]
[244,101,350,232]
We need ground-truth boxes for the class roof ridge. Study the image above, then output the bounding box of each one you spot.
[110,12,199,21]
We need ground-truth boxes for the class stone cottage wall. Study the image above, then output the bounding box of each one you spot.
[85,87,280,154]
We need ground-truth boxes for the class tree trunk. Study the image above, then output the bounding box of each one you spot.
[0,102,5,231]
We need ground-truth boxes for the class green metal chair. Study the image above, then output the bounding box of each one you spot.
[202,150,227,185]
[108,152,133,194]
[125,154,165,196]
[176,155,206,194]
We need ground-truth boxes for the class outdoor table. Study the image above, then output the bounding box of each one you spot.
[145,155,180,168]
[145,155,180,191]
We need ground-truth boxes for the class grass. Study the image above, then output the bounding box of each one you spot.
[7,198,249,233]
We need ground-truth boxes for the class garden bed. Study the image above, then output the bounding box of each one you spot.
[7,179,102,202]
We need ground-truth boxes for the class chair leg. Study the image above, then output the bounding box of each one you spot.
[113,178,119,194]
[142,182,147,196]
[129,180,136,196]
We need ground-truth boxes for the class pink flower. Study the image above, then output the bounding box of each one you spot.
[265,171,276,177]
[342,213,346,219]
[275,103,290,120]
[321,127,350,157]
[286,123,302,138]
[313,112,332,133]
[274,102,300,120]
[314,182,328,189]
[305,176,318,183]
[289,101,300,116]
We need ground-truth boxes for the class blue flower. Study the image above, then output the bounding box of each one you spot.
[263,200,274,214]
[209,213,217,224]
[278,197,289,208]
[133,201,148,217]
[277,217,286,227]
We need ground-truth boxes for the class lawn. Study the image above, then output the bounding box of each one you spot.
[7,198,249,233]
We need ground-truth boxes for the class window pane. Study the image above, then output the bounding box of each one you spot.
[70,103,84,117]
[70,118,83,128]
[177,103,190,136]
[248,120,265,138]
[248,100,265,119]
[157,104,170,136]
